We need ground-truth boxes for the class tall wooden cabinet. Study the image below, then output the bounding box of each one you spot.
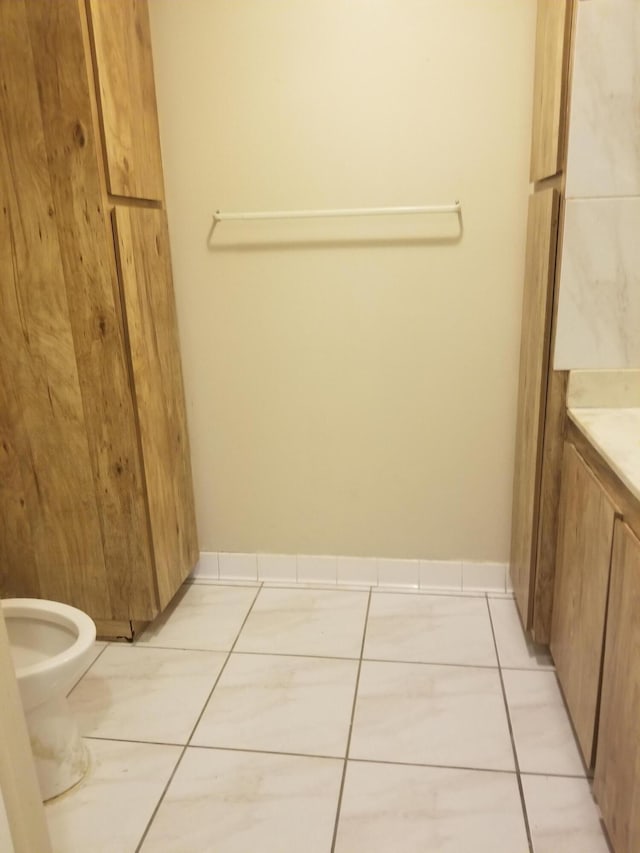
[0,0,198,635]
[510,0,574,641]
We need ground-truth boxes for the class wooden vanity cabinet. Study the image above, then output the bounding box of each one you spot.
[550,425,640,852]
[594,521,640,853]
[550,442,619,767]
[0,0,197,636]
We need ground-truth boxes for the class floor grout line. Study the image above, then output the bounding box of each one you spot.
[91,641,553,674]
[485,594,535,853]
[79,736,591,780]
[68,642,110,695]
[133,583,264,852]
[330,587,373,853]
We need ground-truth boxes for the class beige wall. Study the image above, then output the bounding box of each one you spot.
[149,0,536,561]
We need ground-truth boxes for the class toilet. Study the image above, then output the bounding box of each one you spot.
[2,598,97,801]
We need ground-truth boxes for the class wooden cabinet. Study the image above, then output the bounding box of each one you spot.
[112,206,198,607]
[549,424,640,852]
[595,521,640,853]
[510,189,560,630]
[550,443,619,766]
[0,0,197,635]
[88,0,165,201]
[530,0,574,183]
[511,0,574,642]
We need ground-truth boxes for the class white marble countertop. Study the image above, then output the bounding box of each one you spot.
[568,407,640,503]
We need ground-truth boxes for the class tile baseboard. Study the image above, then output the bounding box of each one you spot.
[192,553,509,594]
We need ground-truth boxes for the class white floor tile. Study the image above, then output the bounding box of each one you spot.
[69,641,108,693]
[335,761,529,853]
[235,587,368,658]
[140,748,342,853]
[488,598,553,670]
[364,593,498,666]
[192,653,358,757]
[350,660,514,771]
[522,774,610,853]
[137,583,257,650]
[502,670,585,776]
[45,739,181,853]
[69,645,225,744]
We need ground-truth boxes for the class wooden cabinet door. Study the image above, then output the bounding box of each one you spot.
[87,0,164,201]
[594,521,640,853]
[510,188,560,629]
[113,206,198,608]
[530,0,574,182]
[0,0,109,613]
[550,442,619,766]
[22,0,159,622]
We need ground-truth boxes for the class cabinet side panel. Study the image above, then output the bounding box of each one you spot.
[510,189,560,627]
[24,0,158,621]
[550,443,618,767]
[530,0,573,182]
[531,367,568,642]
[113,206,199,607]
[595,521,640,853]
[87,0,164,201]
[0,0,108,611]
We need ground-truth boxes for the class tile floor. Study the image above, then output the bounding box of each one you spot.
[44,581,613,852]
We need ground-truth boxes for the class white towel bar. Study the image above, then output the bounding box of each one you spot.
[211,202,461,230]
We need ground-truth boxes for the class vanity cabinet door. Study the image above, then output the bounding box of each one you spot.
[550,441,619,767]
[594,521,640,853]
[530,0,574,182]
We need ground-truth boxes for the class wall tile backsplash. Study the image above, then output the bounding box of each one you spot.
[565,0,640,199]
[555,198,640,369]
[555,0,640,370]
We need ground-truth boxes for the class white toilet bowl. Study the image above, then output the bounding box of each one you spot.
[2,598,97,801]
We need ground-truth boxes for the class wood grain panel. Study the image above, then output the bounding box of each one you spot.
[112,206,198,607]
[550,442,619,767]
[530,0,574,182]
[87,0,164,201]
[566,420,640,537]
[510,189,560,629]
[595,521,640,853]
[22,0,158,621]
[95,619,149,641]
[531,367,568,643]
[0,0,108,611]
